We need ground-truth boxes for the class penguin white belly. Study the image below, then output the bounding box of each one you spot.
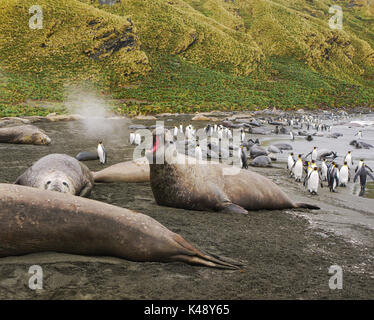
[312,150,317,161]
[129,133,135,145]
[98,145,106,164]
[294,162,303,180]
[287,158,294,171]
[340,167,349,185]
[322,168,327,180]
[308,172,319,193]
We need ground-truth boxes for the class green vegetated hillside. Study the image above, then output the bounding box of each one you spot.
[0,0,373,116]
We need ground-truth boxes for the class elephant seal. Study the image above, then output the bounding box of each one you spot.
[146,133,320,214]
[0,184,237,269]
[93,157,150,183]
[248,120,262,127]
[279,126,289,134]
[267,145,282,154]
[0,125,51,145]
[76,151,99,161]
[129,124,147,130]
[249,145,268,158]
[14,154,94,197]
[250,155,272,167]
[317,149,337,160]
[350,140,373,149]
[247,126,269,135]
[326,133,343,139]
[273,143,292,151]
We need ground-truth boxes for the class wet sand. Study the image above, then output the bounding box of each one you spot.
[0,115,373,299]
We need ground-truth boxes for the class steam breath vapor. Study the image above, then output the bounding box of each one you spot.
[64,88,129,138]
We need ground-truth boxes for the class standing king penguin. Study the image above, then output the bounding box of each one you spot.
[354,163,374,196]
[305,167,323,195]
[98,141,107,165]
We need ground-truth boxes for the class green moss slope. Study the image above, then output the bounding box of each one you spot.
[0,0,373,116]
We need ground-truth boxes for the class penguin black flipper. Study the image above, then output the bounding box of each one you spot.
[368,171,374,181]
[303,172,311,187]
[304,151,312,159]
[318,171,324,188]
[354,169,361,183]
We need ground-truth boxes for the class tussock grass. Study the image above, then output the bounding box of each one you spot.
[0,0,373,116]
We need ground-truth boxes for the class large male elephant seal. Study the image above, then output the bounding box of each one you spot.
[93,157,150,183]
[146,133,319,214]
[0,184,238,269]
[0,125,51,145]
[14,154,94,197]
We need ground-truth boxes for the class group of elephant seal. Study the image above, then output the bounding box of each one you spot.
[0,184,238,269]
[0,125,51,145]
[1,121,321,270]
[14,154,94,197]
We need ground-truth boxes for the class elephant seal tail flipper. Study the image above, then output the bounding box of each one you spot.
[295,203,320,210]
[171,234,242,270]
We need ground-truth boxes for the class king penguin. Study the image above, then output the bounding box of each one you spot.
[98,141,107,165]
[354,163,374,196]
[339,161,349,187]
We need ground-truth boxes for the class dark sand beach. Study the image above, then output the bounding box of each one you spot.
[0,115,373,299]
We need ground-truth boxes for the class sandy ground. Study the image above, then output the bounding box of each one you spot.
[0,117,373,299]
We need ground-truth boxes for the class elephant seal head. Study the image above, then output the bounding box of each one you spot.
[40,171,75,194]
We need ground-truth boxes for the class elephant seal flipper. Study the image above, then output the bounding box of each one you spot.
[207,182,248,215]
[221,203,248,215]
[294,202,320,210]
[78,181,94,197]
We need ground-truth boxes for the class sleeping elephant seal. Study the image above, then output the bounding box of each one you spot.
[0,184,238,269]
[76,151,99,161]
[93,157,150,183]
[146,133,319,214]
[15,154,94,197]
[250,155,272,167]
[0,125,51,145]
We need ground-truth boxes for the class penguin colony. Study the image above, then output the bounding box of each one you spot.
[127,111,373,198]
[101,111,373,197]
